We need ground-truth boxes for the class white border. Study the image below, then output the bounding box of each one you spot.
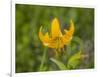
[14,0,95,8]
[12,1,15,77]
[15,0,95,8]
[0,0,11,77]
[11,0,98,77]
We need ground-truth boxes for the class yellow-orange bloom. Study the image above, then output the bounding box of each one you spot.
[39,18,74,49]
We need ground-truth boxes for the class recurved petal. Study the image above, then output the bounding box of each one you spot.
[42,32,50,46]
[39,26,44,41]
[51,18,62,38]
[69,19,74,35]
[62,19,75,45]
[39,26,50,46]
[62,34,72,45]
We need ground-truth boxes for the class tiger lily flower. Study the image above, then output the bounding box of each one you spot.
[39,18,74,49]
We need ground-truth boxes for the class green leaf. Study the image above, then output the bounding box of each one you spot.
[50,58,67,70]
[39,66,47,71]
[67,50,82,69]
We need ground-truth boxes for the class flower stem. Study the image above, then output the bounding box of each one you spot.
[39,46,48,71]
[54,49,62,60]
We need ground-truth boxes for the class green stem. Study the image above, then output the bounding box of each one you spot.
[54,49,62,61]
[54,49,59,59]
[39,46,48,71]
[54,37,61,60]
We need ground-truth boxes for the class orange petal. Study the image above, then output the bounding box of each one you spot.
[69,19,74,35]
[42,32,50,46]
[39,26,50,46]
[39,26,44,42]
[51,18,62,38]
[62,19,74,45]
[48,37,64,48]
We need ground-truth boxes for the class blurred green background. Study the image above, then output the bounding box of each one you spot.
[16,4,94,73]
